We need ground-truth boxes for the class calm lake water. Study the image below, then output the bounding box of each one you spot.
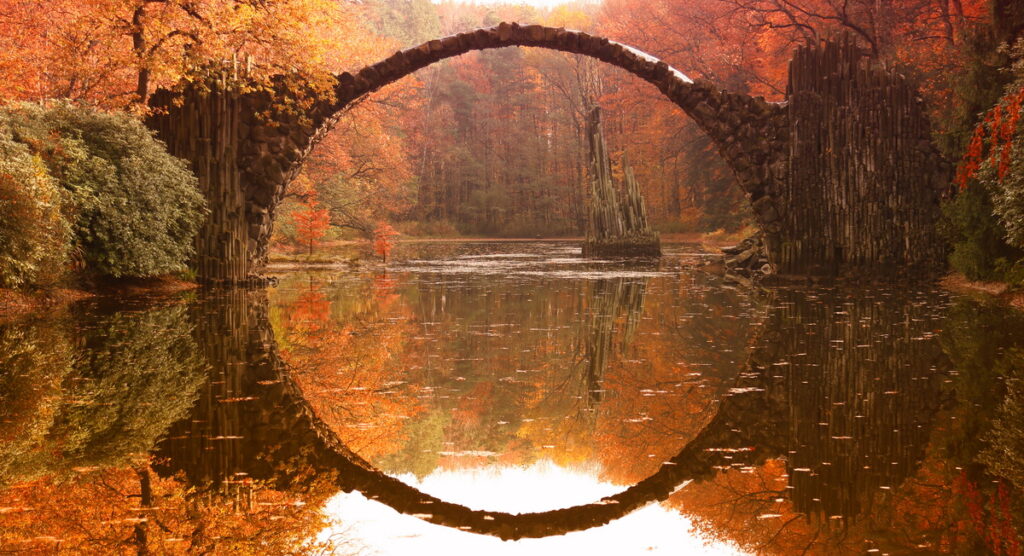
[2,241,1023,554]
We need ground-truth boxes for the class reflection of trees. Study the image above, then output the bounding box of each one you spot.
[943,298,1024,491]
[276,279,426,462]
[142,283,740,540]
[3,280,974,550]
[0,303,253,553]
[938,297,1024,554]
[59,305,206,469]
[152,282,943,543]
[154,289,339,491]
[0,304,204,484]
[141,289,351,553]
[590,276,763,486]
[6,279,1018,552]
[0,320,72,484]
[761,288,949,521]
[982,369,1024,490]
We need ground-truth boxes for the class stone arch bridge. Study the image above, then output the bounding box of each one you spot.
[148,24,951,283]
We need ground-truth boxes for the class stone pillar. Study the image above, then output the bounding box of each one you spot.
[779,35,951,275]
[148,82,255,284]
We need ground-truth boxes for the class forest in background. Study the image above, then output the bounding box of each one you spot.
[1,0,1024,282]
[277,0,1000,241]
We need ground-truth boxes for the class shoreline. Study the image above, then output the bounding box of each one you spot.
[941,273,1024,310]
[0,276,198,323]
[16,244,1012,322]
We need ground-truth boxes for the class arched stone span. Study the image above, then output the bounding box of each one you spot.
[283,23,789,240]
[149,23,788,283]
[148,27,948,284]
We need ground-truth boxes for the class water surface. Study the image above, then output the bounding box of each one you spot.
[1,241,1022,554]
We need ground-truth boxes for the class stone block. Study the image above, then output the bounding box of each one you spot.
[496,23,514,42]
[524,24,545,43]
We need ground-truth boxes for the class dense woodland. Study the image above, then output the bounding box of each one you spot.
[4,2,1024,553]
[0,0,1022,281]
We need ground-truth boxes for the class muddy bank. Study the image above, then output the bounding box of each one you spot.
[941,273,1024,310]
[0,276,198,322]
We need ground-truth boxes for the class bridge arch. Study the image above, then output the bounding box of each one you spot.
[150,23,789,283]
[148,27,948,284]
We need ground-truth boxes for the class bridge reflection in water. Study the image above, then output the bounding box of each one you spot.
[151,281,950,547]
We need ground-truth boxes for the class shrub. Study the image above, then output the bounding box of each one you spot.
[945,40,1024,283]
[0,129,70,287]
[941,185,1020,281]
[2,102,206,278]
[987,122,1024,251]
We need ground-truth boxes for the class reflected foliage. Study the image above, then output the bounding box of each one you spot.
[0,319,74,482]
[0,304,204,484]
[673,286,952,553]
[58,305,206,469]
[4,243,1024,553]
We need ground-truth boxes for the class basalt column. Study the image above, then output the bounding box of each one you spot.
[778,36,952,275]
[148,81,257,285]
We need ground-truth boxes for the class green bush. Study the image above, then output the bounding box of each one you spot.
[941,185,1021,281]
[2,102,206,278]
[986,99,1024,253]
[937,26,1024,284]
[0,129,70,287]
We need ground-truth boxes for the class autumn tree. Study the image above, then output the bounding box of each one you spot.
[293,197,331,255]
[0,0,376,107]
[372,222,398,263]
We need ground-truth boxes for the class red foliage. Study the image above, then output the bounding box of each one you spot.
[956,87,1024,190]
[372,222,398,263]
[954,471,1022,556]
[294,198,331,255]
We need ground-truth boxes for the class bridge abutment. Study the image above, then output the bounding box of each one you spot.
[778,36,951,275]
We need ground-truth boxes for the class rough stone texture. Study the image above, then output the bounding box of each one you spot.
[147,82,256,285]
[583,107,661,257]
[722,232,770,281]
[779,36,952,275]
[148,24,948,283]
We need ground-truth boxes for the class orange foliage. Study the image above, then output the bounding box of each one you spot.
[275,280,426,461]
[0,463,334,554]
[372,222,398,262]
[0,0,376,106]
[293,197,331,255]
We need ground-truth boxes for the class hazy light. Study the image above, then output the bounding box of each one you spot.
[316,461,749,555]
[431,0,599,7]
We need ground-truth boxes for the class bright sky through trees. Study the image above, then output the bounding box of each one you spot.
[432,0,599,7]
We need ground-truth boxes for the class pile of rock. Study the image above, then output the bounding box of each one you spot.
[722,233,772,283]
